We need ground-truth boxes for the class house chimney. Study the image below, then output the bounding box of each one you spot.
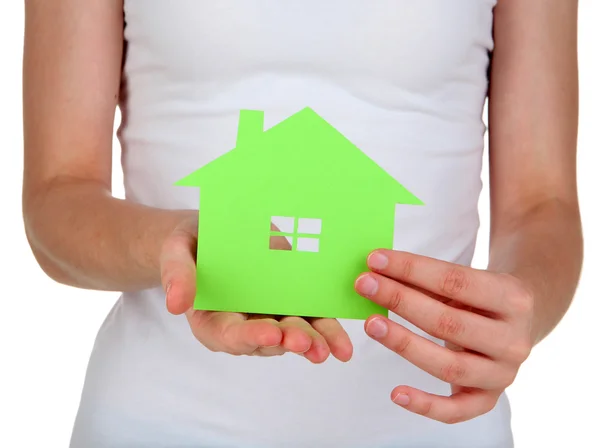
[236,110,264,147]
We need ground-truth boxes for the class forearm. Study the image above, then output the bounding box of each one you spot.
[23,177,195,292]
[487,198,583,344]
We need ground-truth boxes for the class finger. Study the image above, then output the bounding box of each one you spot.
[188,311,282,355]
[279,317,330,363]
[161,226,198,315]
[277,317,313,354]
[245,315,287,356]
[248,314,329,359]
[355,273,507,358]
[252,346,287,357]
[309,318,353,362]
[390,385,500,424]
[364,316,514,390]
[246,314,278,320]
[366,250,506,314]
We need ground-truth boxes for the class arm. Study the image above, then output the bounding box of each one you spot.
[22,0,193,294]
[354,0,582,423]
[487,0,582,344]
[22,0,352,363]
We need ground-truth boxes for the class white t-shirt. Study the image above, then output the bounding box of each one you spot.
[70,1,513,446]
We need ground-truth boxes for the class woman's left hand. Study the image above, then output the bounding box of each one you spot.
[355,249,535,424]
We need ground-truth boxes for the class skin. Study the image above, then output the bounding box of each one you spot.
[22,0,581,427]
[355,0,582,423]
[22,0,351,364]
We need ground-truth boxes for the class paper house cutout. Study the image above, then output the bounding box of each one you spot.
[176,108,422,320]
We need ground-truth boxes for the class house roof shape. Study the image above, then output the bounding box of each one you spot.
[176,107,422,205]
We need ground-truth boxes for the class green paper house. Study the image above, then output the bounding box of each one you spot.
[176,107,422,320]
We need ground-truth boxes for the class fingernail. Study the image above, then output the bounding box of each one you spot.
[164,281,172,305]
[393,392,410,406]
[357,274,379,296]
[368,252,388,270]
[366,318,388,338]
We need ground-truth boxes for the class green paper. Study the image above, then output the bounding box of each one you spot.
[176,108,422,320]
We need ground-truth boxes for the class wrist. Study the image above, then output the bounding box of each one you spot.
[128,207,197,289]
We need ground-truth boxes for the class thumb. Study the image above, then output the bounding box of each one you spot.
[160,221,198,315]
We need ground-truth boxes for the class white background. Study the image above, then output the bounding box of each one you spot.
[1,3,598,447]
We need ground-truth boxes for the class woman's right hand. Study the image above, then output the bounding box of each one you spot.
[159,215,353,363]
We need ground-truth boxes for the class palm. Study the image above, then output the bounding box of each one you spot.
[161,217,353,363]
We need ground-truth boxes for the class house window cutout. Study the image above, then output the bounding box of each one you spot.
[269,234,293,251]
[271,216,295,234]
[269,217,322,253]
[297,237,319,253]
[297,218,322,235]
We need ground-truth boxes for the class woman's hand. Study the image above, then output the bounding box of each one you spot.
[160,215,353,363]
[355,250,535,424]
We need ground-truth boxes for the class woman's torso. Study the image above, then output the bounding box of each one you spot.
[70,1,513,446]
